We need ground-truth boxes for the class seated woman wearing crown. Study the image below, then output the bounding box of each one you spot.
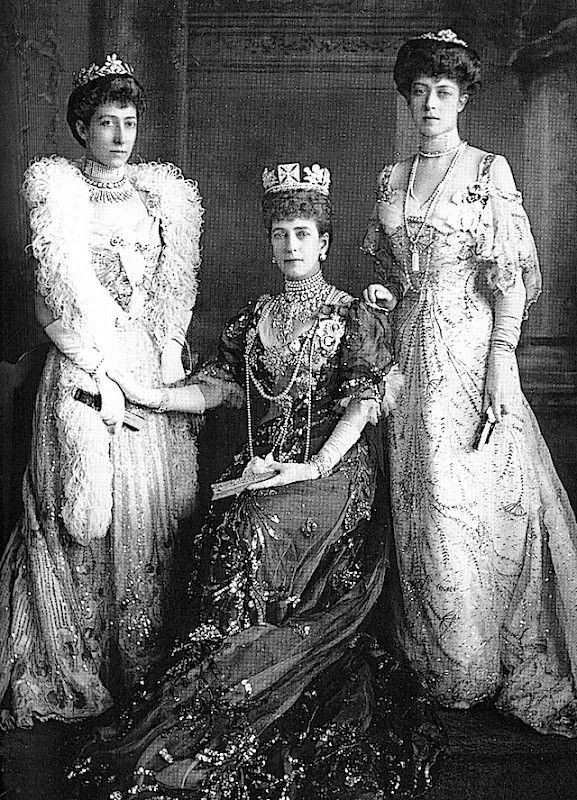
[0,55,202,728]
[77,163,440,799]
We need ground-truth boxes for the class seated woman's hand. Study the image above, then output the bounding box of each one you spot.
[247,459,317,490]
[99,374,126,435]
[362,283,397,312]
[195,377,245,410]
[107,369,162,409]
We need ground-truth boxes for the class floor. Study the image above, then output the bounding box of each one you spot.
[2,703,577,800]
[2,387,576,799]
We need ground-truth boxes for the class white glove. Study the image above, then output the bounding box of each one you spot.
[44,318,104,377]
[382,364,404,416]
[161,339,186,385]
[362,283,397,312]
[485,277,525,421]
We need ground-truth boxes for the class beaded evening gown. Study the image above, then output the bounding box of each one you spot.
[78,291,442,800]
[0,157,202,725]
[363,151,577,735]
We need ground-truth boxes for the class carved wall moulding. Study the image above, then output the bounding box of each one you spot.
[187,12,439,72]
[510,17,577,87]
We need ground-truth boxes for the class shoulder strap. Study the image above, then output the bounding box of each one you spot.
[478,153,497,183]
[376,164,395,202]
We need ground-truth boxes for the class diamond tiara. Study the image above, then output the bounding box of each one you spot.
[417,29,468,48]
[262,163,331,196]
[73,53,134,88]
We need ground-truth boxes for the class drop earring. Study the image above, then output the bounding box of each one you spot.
[320,254,326,262]
[272,256,277,265]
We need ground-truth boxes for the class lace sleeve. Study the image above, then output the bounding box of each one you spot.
[361,165,406,300]
[476,154,542,315]
[337,299,394,422]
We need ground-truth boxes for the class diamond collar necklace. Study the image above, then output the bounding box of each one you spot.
[269,271,331,346]
[81,157,135,203]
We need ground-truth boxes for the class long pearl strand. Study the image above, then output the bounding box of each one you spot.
[403,141,467,275]
[245,322,318,463]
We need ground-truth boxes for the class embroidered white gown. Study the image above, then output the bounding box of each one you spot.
[363,152,577,736]
[0,158,202,726]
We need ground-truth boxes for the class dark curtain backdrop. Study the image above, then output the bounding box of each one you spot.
[0,0,575,507]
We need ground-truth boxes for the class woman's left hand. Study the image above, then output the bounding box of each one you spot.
[107,368,162,408]
[248,460,317,490]
[483,349,519,422]
[161,341,186,385]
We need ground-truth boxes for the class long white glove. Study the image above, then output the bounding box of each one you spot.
[485,276,525,421]
[161,304,195,384]
[44,318,104,378]
[252,401,370,489]
[106,369,207,414]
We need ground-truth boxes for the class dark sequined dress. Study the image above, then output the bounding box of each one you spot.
[81,292,442,800]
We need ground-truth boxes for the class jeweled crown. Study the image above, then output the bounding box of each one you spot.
[417,29,468,48]
[73,53,134,88]
[262,163,331,196]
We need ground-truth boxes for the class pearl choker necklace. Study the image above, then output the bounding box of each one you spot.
[81,158,136,203]
[418,140,465,158]
[269,271,332,346]
[283,270,328,299]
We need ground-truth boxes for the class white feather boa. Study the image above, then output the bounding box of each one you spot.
[22,157,203,544]
[22,156,203,354]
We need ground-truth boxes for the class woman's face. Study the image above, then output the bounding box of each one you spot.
[76,102,137,168]
[408,76,468,138]
[270,217,329,281]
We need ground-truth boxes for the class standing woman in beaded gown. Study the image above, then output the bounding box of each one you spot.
[363,30,577,736]
[0,55,203,727]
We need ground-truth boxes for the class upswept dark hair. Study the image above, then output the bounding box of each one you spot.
[262,189,332,242]
[66,74,145,147]
[394,38,481,100]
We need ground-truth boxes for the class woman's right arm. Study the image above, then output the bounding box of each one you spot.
[108,301,257,413]
[105,373,234,415]
[36,293,126,433]
[361,165,403,312]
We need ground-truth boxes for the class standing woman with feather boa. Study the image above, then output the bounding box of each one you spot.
[0,55,203,727]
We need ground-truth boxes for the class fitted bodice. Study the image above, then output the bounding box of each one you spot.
[377,173,495,303]
[89,192,162,316]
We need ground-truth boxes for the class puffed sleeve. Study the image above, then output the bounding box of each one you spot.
[337,300,394,418]
[197,300,258,388]
[361,165,406,301]
[476,154,542,315]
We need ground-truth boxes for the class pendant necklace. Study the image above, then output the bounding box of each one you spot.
[403,141,467,276]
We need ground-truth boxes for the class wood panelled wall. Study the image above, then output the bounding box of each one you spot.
[1,0,575,391]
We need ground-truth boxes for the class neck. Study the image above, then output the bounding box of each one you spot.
[419,130,461,154]
[283,269,326,294]
[82,157,125,183]
[284,268,322,285]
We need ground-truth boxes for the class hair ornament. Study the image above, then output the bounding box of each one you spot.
[73,53,134,88]
[417,29,468,48]
[262,163,331,196]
